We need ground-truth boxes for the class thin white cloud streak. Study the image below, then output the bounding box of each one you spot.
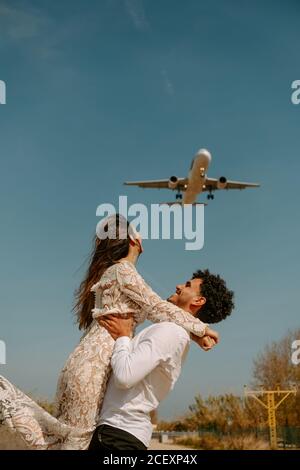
[124,0,149,31]
[161,68,175,96]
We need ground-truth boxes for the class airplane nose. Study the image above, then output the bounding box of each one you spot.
[196,148,212,163]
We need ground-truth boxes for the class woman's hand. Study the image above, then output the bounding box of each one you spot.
[98,314,134,340]
[191,327,219,351]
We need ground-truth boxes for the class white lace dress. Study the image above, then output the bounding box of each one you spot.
[0,261,207,450]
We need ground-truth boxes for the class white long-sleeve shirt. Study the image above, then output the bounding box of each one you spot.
[98,322,190,447]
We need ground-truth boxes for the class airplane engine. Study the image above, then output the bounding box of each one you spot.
[168,176,178,189]
[217,176,227,189]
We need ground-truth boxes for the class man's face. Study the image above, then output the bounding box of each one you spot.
[167,278,204,313]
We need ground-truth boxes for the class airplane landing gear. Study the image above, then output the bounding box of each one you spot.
[207,193,214,200]
[176,192,183,200]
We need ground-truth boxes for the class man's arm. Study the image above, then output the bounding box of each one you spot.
[99,316,187,389]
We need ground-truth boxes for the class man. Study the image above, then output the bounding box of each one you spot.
[88,269,234,451]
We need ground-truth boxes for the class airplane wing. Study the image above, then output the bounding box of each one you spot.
[204,178,260,191]
[124,178,188,190]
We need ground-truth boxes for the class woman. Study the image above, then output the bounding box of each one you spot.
[0,215,216,449]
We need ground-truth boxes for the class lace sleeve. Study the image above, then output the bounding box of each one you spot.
[116,262,207,338]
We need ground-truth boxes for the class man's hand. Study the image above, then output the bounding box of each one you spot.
[205,327,219,344]
[98,314,134,341]
[191,327,219,351]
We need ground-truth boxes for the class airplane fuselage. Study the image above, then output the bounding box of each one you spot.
[183,149,212,204]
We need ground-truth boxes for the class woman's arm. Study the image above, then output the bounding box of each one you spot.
[116,262,208,338]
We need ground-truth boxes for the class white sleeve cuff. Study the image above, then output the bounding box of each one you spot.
[114,336,131,348]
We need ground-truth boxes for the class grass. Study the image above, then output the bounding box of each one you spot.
[174,434,270,450]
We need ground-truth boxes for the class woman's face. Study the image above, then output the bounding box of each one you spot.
[135,230,144,254]
[128,223,144,254]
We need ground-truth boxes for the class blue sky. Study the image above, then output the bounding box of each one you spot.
[0,0,299,419]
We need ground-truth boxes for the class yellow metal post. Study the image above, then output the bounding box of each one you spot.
[267,392,277,449]
[244,386,296,449]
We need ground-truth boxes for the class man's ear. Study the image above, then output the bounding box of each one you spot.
[192,296,206,307]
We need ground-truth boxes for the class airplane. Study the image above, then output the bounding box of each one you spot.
[124,148,260,204]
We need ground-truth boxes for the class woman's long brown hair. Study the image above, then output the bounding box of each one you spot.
[74,215,130,330]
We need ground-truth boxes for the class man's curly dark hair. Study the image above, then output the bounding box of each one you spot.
[192,269,234,324]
